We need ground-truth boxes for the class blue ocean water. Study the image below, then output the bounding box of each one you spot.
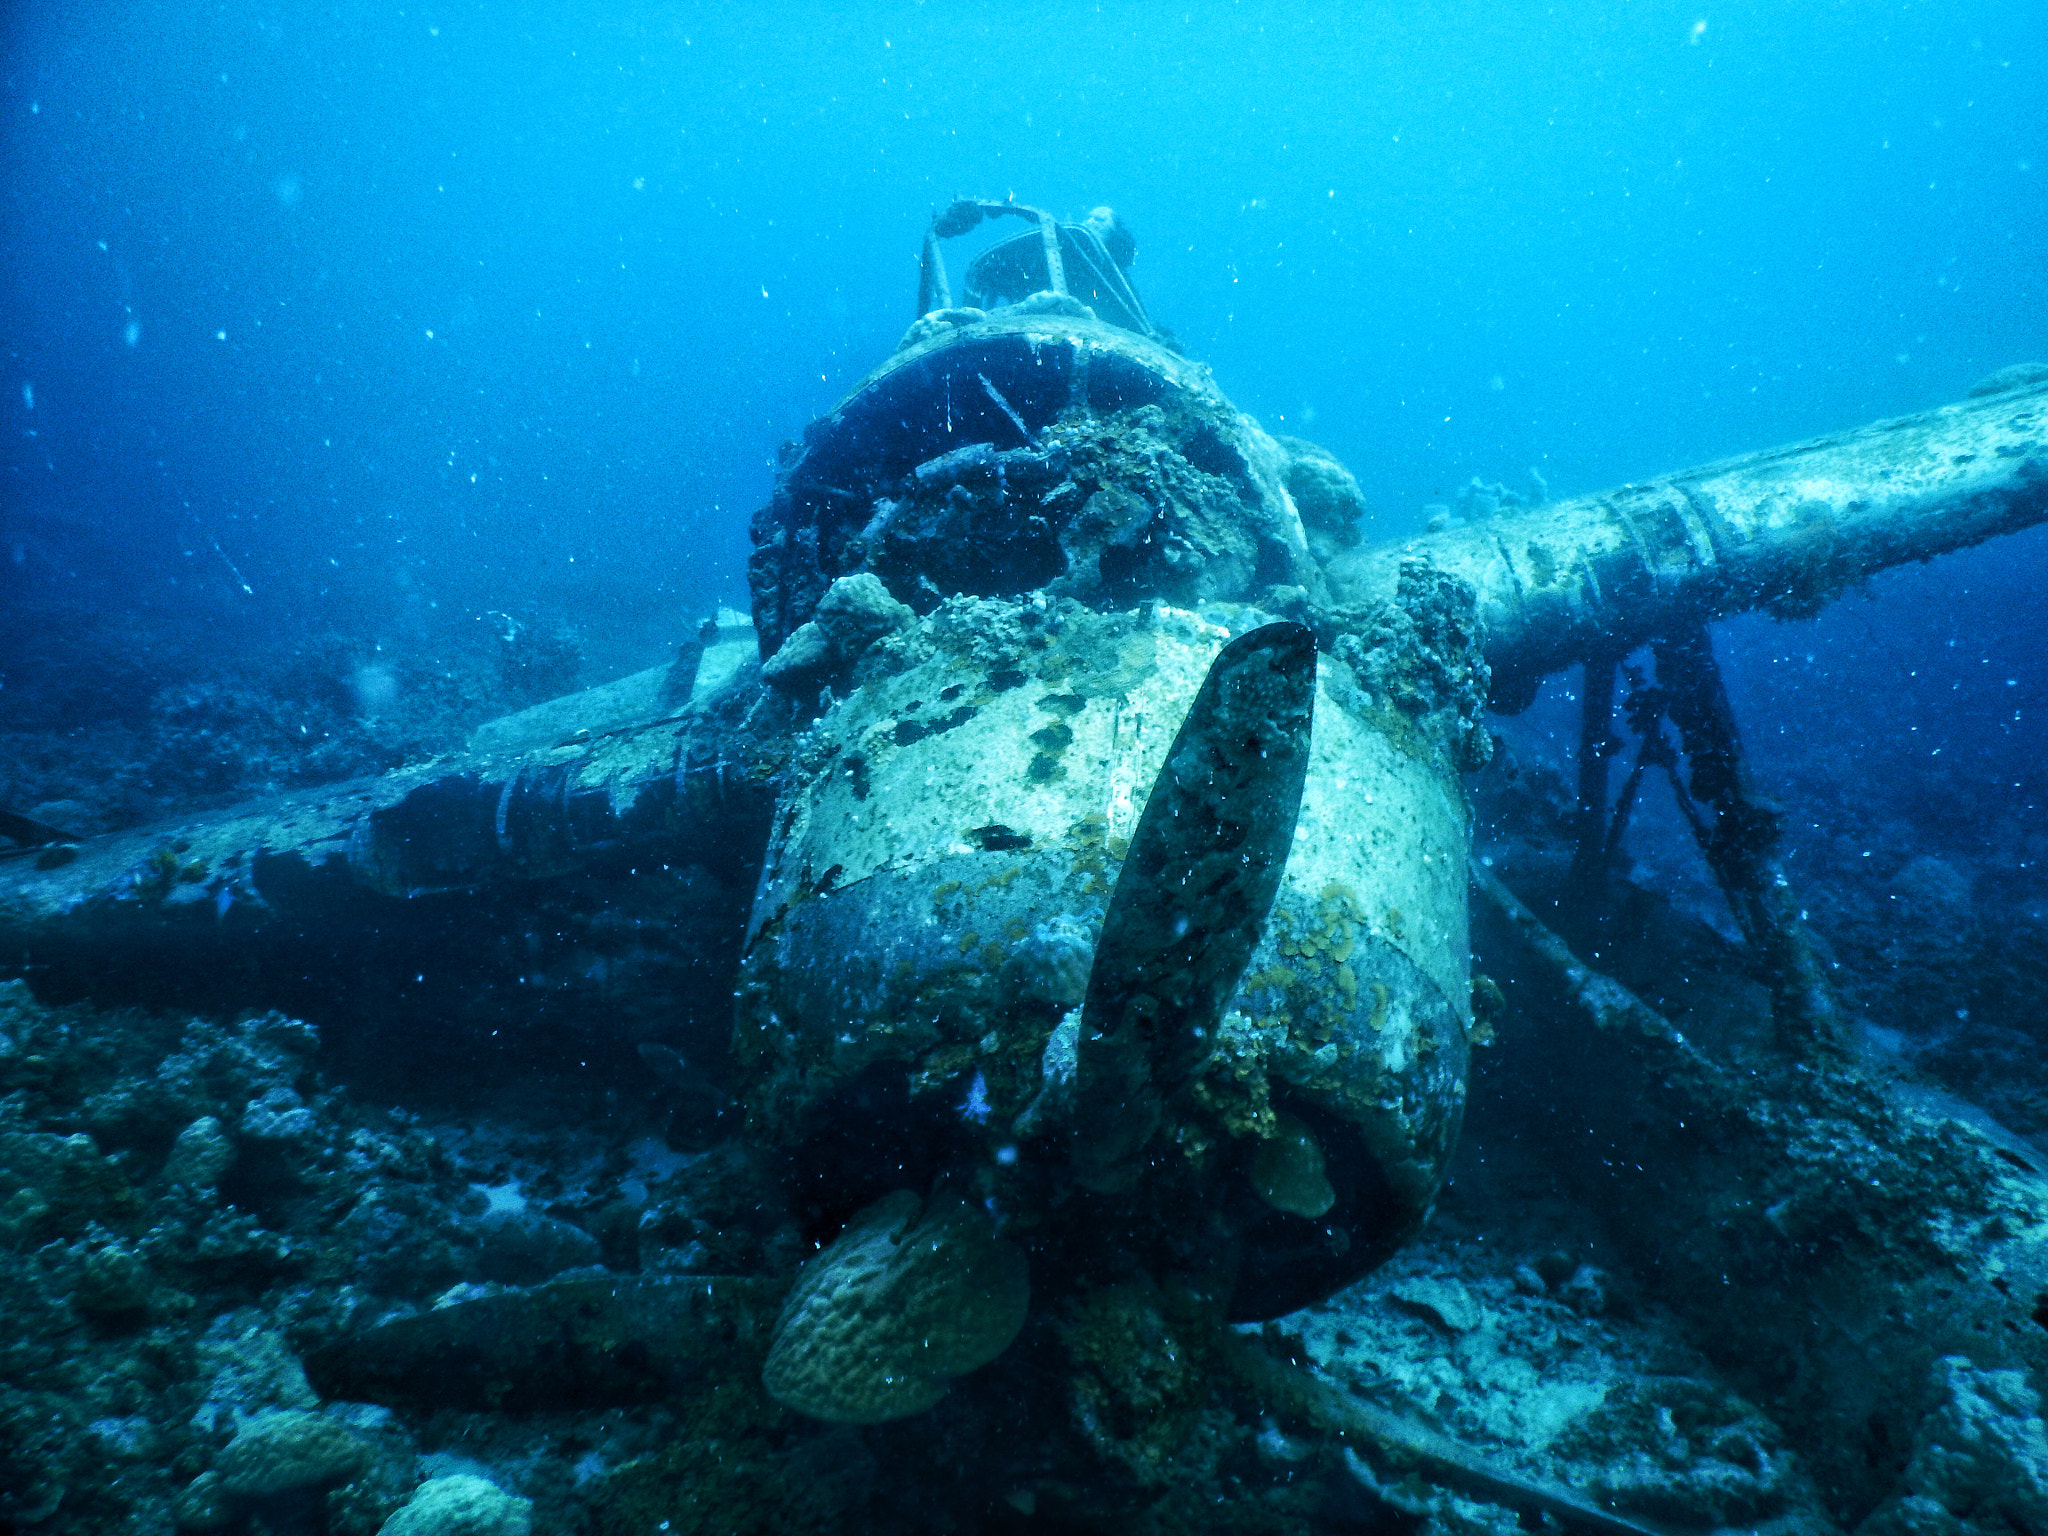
[6,0,2041,645]
[2,7,2048,1526]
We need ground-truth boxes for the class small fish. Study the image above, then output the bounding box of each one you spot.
[637,1042,732,1153]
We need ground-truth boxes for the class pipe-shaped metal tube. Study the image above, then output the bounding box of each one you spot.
[1335,380,2048,711]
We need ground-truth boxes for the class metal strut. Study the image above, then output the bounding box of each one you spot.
[1579,621,1845,1060]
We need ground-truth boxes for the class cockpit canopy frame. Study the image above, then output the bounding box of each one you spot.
[916,198,1154,339]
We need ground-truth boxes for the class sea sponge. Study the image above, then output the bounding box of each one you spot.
[763,1189,1029,1423]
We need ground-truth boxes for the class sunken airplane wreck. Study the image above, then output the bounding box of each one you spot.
[5,198,2048,1526]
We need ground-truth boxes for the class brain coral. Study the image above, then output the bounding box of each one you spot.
[763,1189,1029,1423]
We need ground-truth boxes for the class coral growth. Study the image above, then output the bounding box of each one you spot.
[0,981,547,1533]
[763,1190,1029,1423]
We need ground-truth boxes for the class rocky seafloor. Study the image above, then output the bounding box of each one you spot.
[0,600,586,842]
[5,812,2047,1536]
[0,971,1832,1536]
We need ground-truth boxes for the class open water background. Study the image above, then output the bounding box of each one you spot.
[4,0,2044,856]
